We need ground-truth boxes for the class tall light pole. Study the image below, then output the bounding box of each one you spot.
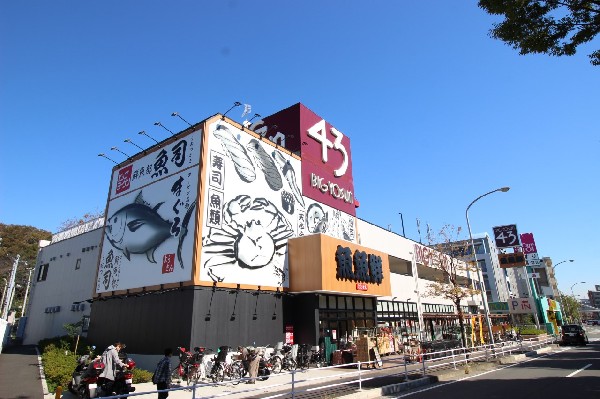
[570,281,586,324]
[553,259,574,270]
[466,186,510,346]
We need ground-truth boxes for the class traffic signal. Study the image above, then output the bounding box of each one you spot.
[498,253,526,268]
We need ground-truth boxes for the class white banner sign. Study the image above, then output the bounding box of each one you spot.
[508,297,536,314]
[526,253,541,266]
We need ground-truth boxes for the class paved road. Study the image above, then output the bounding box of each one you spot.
[0,345,45,399]
[388,339,600,398]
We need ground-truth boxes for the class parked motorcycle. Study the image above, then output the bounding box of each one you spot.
[68,347,99,395]
[74,357,106,399]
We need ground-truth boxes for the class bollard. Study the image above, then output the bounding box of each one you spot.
[358,361,362,390]
[404,355,409,381]
[192,381,196,399]
[421,351,426,376]
[451,348,456,370]
[55,386,62,399]
[291,369,296,399]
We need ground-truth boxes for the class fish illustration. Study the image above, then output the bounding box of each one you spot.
[213,124,256,182]
[272,151,304,208]
[105,191,197,269]
[105,191,172,263]
[246,139,283,191]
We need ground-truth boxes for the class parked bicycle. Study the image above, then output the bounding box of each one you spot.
[208,346,243,384]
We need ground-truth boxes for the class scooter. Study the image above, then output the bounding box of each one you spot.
[68,347,99,395]
[76,357,106,399]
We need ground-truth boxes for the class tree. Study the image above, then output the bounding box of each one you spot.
[421,225,481,348]
[0,224,52,313]
[479,0,600,66]
[57,210,105,232]
[559,291,582,323]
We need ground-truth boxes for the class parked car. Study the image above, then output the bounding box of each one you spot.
[561,324,589,346]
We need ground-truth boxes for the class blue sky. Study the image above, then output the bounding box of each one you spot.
[1,1,598,298]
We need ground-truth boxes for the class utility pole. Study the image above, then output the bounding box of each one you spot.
[21,266,33,318]
[1,254,20,320]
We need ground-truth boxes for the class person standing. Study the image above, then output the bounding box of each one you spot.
[98,342,127,394]
[153,348,173,399]
[247,348,259,384]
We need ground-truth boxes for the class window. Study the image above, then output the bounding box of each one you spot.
[37,264,49,282]
[75,259,81,270]
[478,259,487,272]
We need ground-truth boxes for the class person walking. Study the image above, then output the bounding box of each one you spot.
[153,348,173,399]
[98,342,127,394]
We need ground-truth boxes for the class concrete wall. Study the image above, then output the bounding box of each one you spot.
[23,227,102,345]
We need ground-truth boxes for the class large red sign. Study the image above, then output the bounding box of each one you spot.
[263,103,356,216]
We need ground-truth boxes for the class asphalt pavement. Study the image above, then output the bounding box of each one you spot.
[0,344,46,399]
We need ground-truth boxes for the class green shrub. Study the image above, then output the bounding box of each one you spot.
[519,327,546,335]
[132,367,153,384]
[39,335,96,393]
[41,346,78,392]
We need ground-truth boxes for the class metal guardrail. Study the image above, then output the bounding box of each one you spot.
[96,336,557,399]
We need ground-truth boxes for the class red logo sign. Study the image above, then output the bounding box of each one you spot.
[115,165,133,194]
[162,254,175,274]
[356,283,368,291]
[519,233,537,254]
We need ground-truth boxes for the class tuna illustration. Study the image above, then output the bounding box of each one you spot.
[105,191,172,263]
[105,191,197,268]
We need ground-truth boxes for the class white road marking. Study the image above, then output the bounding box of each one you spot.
[566,363,592,377]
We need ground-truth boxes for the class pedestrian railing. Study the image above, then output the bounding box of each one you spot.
[96,336,557,399]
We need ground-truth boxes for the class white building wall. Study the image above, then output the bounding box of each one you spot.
[23,223,103,345]
[357,219,476,308]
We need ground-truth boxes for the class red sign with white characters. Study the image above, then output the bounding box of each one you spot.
[356,283,368,291]
[115,165,133,194]
[262,103,356,216]
[162,254,175,274]
[519,233,537,254]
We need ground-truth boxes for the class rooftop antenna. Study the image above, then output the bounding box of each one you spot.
[154,121,174,135]
[171,112,192,127]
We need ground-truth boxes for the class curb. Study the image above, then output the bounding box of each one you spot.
[497,345,554,364]
[335,376,438,399]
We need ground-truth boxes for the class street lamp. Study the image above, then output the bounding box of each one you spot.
[570,281,586,324]
[553,259,574,270]
[466,186,510,346]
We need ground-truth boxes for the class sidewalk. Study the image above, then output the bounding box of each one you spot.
[0,344,46,399]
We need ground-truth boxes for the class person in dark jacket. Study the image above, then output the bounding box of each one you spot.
[153,348,173,399]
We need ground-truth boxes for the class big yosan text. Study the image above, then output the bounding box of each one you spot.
[311,173,353,204]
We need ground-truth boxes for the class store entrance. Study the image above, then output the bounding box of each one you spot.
[317,294,376,345]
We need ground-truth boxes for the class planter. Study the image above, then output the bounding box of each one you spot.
[520,333,548,341]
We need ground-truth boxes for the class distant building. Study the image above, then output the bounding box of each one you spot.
[22,218,103,345]
[588,286,600,309]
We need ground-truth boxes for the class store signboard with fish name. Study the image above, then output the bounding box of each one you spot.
[96,130,201,294]
[200,120,356,289]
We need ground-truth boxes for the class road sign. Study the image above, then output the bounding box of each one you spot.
[526,253,541,266]
[528,272,540,279]
[493,224,520,248]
